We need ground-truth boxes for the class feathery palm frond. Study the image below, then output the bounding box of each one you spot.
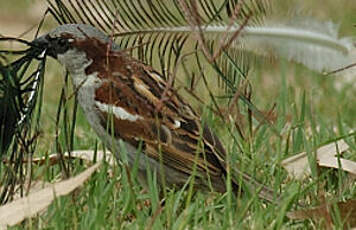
[47,0,269,31]
[47,0,269,83]
[0,51,45,155]
[0,42,46,203]
[46,0,354,75]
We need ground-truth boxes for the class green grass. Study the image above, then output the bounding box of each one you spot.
[2,0,356,229]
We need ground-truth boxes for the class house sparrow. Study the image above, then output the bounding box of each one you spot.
[32,24,275,201]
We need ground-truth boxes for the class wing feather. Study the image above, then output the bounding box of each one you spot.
[91,47,227,180]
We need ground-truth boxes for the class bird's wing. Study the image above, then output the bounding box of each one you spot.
[90,48,226,180]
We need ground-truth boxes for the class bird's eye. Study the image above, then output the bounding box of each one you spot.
[57,38,67,47]
[54,38,70,55]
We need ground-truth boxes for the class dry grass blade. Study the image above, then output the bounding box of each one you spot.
[319,157,356,177]
[288,200,356,229]
[64,150,115,165]
[0,181,50,203]
[0,162,100,229]
[281,140,349,179]
[177,0,250,63]
[3,150,115,166]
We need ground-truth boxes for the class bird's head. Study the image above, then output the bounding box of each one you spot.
[32,24,119,73]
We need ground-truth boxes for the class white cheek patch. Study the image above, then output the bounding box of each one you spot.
[95,101,143,122]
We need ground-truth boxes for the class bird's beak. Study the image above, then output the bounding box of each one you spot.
[32,35,49,49]
[31,35,56,58]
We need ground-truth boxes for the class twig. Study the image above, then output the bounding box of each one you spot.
[178,0,251,63]
[324,62,356,75]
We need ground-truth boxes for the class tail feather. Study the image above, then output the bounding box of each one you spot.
[232,168,279,203]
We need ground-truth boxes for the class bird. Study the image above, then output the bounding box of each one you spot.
[32,24,275,201]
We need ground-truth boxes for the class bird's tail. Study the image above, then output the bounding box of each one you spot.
[232,168,279,204]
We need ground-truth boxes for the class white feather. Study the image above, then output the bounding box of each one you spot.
[153,22,354,73]
[239,24,354,72]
